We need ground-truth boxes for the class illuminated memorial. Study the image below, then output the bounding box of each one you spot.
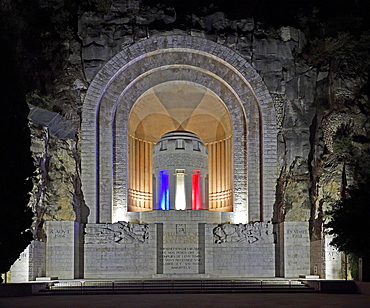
[43,36,280,279]
[152,131,208,211]
[10,34,343,282]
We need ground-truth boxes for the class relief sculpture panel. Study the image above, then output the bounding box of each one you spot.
[85,221,148,244]
[213,222,272,244]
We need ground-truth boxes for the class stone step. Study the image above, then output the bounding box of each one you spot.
[299,275,320,279]
[42,279,315,294]
[35,277,58,281]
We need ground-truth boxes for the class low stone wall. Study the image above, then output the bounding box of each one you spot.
[8,241,46,282]
[83,211,275,278]
[211,222,275,277]
[84,222,155,278]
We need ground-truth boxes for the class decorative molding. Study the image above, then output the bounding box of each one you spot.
[153,152,208,169]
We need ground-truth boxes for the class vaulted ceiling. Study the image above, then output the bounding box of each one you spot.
[128,81,232,144]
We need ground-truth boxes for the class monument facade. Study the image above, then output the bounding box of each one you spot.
[77,34,279,278]
[8,10,346,280]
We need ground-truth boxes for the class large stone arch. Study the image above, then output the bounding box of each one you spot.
[81,35,277,224]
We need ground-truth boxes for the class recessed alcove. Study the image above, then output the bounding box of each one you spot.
[81,35,277,225]
[127,81,233,212]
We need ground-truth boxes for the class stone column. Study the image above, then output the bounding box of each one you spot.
[324,236,342,279]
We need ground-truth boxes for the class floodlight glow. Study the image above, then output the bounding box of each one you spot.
[175,169,186,210]
[192,170,202,210]
[158,170,170,210]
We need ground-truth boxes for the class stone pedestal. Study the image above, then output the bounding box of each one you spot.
[45,221,83,279]
[280,221,310,277]
[310,240,324,278]
[324,236,342,279]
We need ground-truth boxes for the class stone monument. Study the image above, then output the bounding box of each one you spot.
[8,10,346,279]
[152,131,208,211]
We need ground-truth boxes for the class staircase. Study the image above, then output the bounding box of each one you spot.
[42,279,316,294]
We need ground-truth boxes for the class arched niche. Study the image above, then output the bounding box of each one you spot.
[127,81,233,212]
[81,35,277,224]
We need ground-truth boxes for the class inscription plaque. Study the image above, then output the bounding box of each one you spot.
[160,247,203,270]
[157,223,205,275]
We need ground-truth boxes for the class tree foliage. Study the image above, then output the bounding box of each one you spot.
[325,182,370,258]
[300,8,370,69]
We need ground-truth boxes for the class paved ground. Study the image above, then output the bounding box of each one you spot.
[1,293,370,308]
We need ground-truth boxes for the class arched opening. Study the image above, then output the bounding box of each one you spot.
[82,35,277,224]
[127,81,233,212]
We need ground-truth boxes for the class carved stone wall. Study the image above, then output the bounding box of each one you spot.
[153,153,208,170]
[82,212,275,278]
[213,222,272,244]
[84,222,153,278]
[85,222,149,244]
[211,222,275,277]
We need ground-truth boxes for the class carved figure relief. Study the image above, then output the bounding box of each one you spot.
[104,222,148,243]
[213,222,270,244]
[85,221,148,244]
[176,224,186,235]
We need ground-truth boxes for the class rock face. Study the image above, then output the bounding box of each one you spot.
[27,112,87,241]
[26,0,369,274]
[280,157,311,222]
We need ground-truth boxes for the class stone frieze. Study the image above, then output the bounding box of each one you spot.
[213,222,271,244]
[85,222,148,244]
